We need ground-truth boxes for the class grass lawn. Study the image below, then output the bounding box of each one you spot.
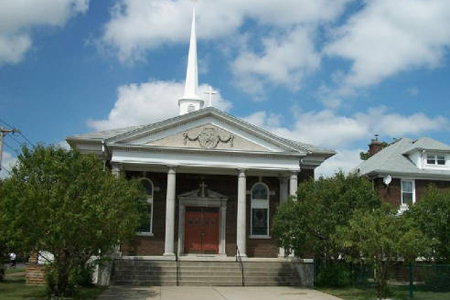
[318,284,450,300]
[0,268,105,300]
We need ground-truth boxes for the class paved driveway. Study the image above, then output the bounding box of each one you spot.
[98,286,343,300]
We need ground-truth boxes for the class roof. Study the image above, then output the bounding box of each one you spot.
[357,137,450,179]
[67,125,145,141]
[67,107,335,157]
[402,136,450,154]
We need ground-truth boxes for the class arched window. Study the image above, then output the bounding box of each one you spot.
[138,178,154,235]
[188,104,196,112]
[251,182,270,237]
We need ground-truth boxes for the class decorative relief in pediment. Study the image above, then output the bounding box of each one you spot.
[183,127,234,149]
[147,124,269,152]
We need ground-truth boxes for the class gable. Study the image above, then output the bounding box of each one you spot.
[113,111,297,153]
[147,123,269,152]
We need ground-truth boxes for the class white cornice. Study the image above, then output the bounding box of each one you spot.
[109,143,305,159]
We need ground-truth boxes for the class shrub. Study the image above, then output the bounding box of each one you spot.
[315,263,352,287]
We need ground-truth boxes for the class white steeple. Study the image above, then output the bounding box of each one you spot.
[178,4,204,115]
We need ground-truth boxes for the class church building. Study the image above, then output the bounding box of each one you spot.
[67,5,334,286]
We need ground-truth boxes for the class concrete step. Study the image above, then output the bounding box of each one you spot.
[111,259,304,287]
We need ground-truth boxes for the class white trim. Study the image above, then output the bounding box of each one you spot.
[177,191,228,256]
[112,149,301,172]
[250,182,270,238]
[424,153,449,169]
[136,232,154,237]
[129,117,288,152]
[400,178,416,207]
[137,178,154,235]
[249,235,272,240]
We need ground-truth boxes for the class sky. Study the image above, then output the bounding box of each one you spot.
[1,0,450,178]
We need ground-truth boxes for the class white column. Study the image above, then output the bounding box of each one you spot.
[278,176,289,258]
[110,163,123,258]
[164,166,176,256]
[289,172,298,198]
[236,169,247,257]
[219,205,227,255]
[289,172,298,257]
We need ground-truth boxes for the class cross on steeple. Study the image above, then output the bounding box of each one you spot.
[204,86,217,107]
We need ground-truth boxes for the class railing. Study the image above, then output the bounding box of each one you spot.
[236,245,245,286]
[175,251,180,286]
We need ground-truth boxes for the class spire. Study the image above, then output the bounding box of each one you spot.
[178,3,204,115]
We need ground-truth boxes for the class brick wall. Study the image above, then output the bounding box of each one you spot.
[374,177,450,209]
[25,263,45,285]
[121,169,314,258]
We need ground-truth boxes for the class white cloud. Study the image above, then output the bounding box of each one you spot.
[325,0,450,95]
[0,0,89,65]
[407,87,420,96]
[315,149,363,178]
[242,106,447,149]
[0,151,17,179]
[87,80,232,131]
[243,107,448,178]
[102,0,350,62]
[58,141,71,150]
[100,0,349,96]
[354,107,448,138]
[231,27,321,99]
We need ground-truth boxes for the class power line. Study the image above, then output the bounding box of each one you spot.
[0,118,34,147]
[1,165,11,175]
[8,134,25,147]
[0,126,20,173]
[19,132,35,147]
[0,117,14,129]
[3,141,19,154]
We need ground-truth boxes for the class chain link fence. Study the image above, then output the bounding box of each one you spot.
[315,261,450,299]
[391,263,450,298]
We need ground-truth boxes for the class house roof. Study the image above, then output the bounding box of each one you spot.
[357,137,450,179]
[401,136,450,154]
[67,107,335,157]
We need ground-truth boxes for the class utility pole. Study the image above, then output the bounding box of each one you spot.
[0,127,20,172]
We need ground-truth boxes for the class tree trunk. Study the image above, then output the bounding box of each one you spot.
[0,264,4,281]
[375,261,391,299]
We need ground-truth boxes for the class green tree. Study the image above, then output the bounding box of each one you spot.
[273,172,381,262]
[0,145,147,297]
[335,205,430,299]
[405,186,450,263]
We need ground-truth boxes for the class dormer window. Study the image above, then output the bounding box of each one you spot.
[427,154,446,166]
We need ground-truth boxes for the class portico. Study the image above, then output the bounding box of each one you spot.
[106,150,314,259]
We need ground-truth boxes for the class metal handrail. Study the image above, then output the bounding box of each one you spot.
[175,251,180,286]
[236,245,245,286]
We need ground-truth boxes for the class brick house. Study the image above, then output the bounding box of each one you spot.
[63,6,335,286]
[357,137,450,213]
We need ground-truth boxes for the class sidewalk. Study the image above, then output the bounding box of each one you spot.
[98,286,343,300]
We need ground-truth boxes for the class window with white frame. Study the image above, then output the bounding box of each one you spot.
[426,154,446,166]
[138,178,154,234]
[251,182,270,237]
[401,180,415,206]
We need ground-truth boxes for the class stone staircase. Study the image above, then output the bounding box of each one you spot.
[111,259,305,286]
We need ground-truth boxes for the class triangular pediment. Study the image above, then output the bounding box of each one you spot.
[107,108,308,153]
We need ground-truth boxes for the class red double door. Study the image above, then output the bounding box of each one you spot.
[184,207,219,254]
